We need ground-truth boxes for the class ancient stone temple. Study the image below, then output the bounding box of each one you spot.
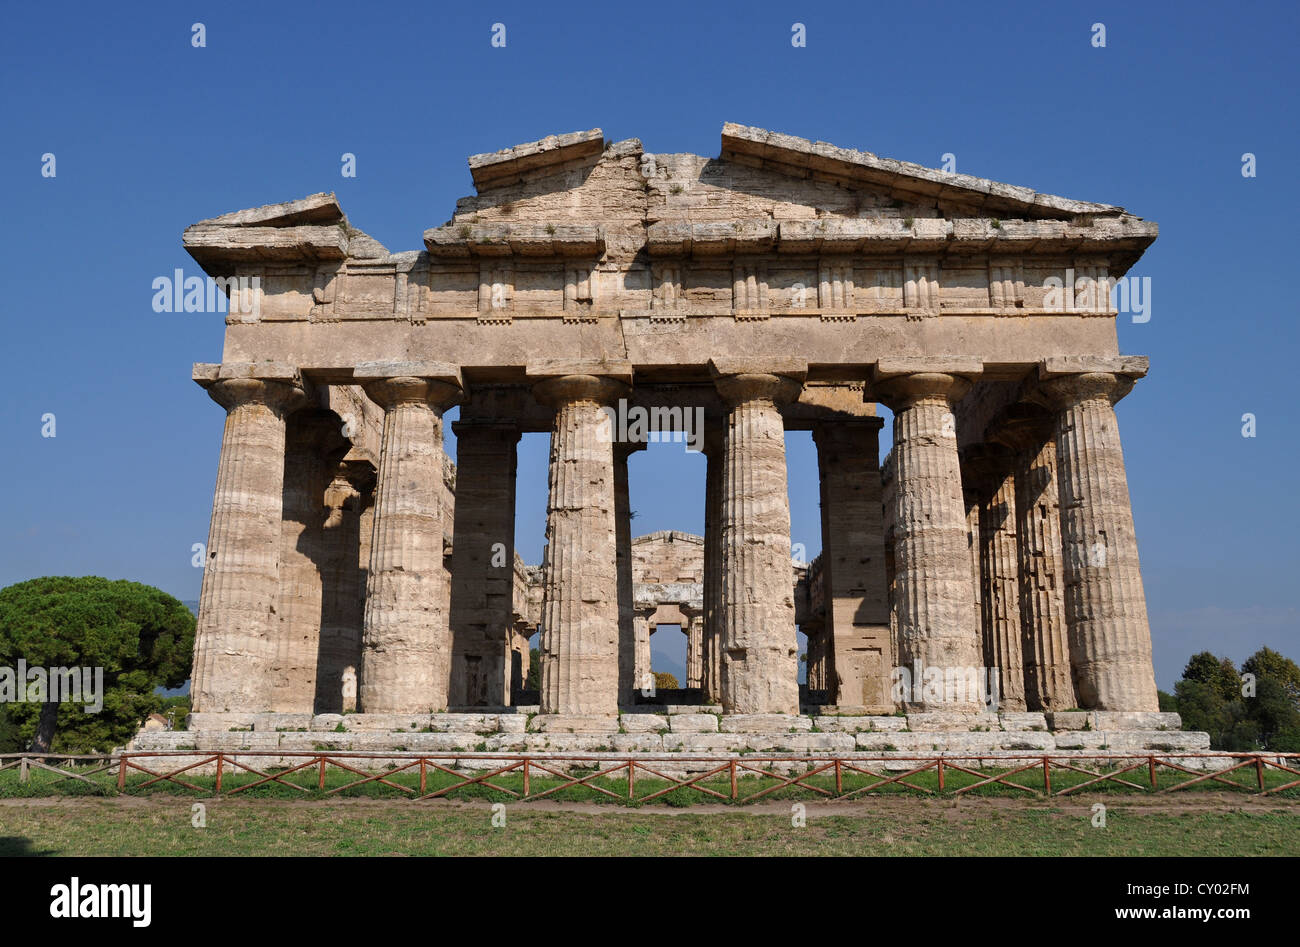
[182,123,1167,736]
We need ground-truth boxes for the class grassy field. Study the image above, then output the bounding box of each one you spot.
[1,795,1297,856]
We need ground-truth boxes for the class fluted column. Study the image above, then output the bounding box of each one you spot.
[712,362,803,715]
[990,405,1076,711]
[534,372,629,716]
[872,360,983,711]
[685,611,703,689]
[447,421,520,707]
[1035,365,1158,711]
[701,425,724,703]
[357,367,462,714]
[315,456,374,714]
[965,447,1027,712]
[614,441,645,705]
[191,371,307,713]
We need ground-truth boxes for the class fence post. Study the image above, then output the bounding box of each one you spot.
[19,758,29,784]
[1256,755,1266,792]
[1042,757,1051,796]
[729,758,737,800]
[1149,756,1158,790]
[116,755,126,791]
[937,757,944,792]
[834,758,842,795]
[214,754,223,794]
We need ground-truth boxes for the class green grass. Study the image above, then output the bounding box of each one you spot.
[1,796,1297,856]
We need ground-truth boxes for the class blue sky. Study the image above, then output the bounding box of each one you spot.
[2,0,1296,689]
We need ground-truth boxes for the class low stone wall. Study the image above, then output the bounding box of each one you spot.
[121,709,1226,777]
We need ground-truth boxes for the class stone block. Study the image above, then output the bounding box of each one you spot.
[496,715,529,733]
[668,714,719,732]
[530,714,621,733]
[854,732,932,752]
[998,712,1049,731]
[310,714,345,732]
[428,714,498,733]
[906,712,1001,732]
[996,732,1054,751]
[342,714,432,732]
[1091,711,1182,731]
[719,714,812,733]
[1045,712,1091,731]
[611,733,664,752]
[187,713,257,731]
[618,714,668,732]
[663,733,748,753]
[744,732,856,753]
[522,733,621,752]
[484,734,529,752]
[252,713,312,731]
[1052,731,1108,750]
[813,715,906,733]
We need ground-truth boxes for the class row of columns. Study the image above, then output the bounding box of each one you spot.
[879,359,1158,712]
[191,356,1158,717]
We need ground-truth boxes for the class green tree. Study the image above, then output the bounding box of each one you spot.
[0,577,194,753]
[1242,647,1300,703]
[1181,652,1240,702]
[653,671,679,690]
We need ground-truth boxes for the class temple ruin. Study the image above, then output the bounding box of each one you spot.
[166,124,1196,756]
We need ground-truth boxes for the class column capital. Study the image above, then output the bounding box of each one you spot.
[709,357,805,408]
[1032,371,1139,411]
[356,361,463,410]
[870,358,981,410]
[361,376,462,410]
[200,377,309,416]
[531,373,630,407]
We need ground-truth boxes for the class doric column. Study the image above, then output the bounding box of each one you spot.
[812,419,892,711]
[614,441,645,706]
[532,367,630,716]
[701,424,724,703]
[632,608,655,694]
[963,445,1026,712]
[191,365,307,713]
[356,362,462,714]
[1033,358,1158,711]
[711,358,804,715]
[872,359,984,712]
[804,620,825,691]
[989,404,1076,711]
[684,610,703,689]
[316,456,374,714]
[447,420,520,707]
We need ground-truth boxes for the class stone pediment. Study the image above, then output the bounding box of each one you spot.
[182,123,1157,375]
